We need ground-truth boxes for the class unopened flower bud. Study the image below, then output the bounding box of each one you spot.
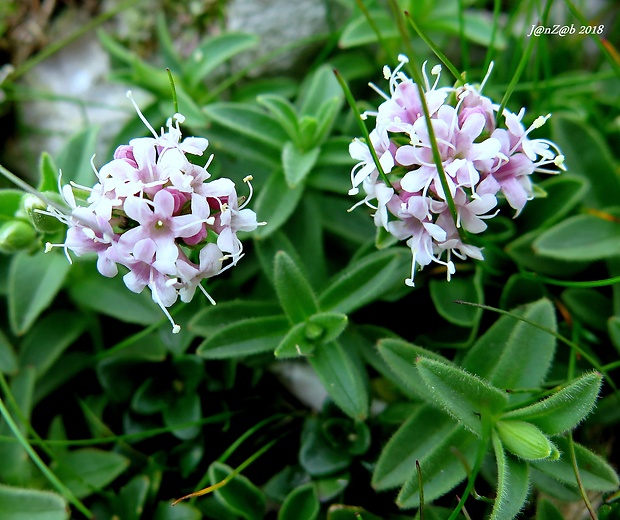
[21,192,65,233]
[496,420,557,460]
[0,220,37,253]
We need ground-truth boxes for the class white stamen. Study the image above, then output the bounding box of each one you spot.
[126,91,158,138]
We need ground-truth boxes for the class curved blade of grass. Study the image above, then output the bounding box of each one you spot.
[0,398,92,518]
[567,433,598,520]
[455,300,617,394]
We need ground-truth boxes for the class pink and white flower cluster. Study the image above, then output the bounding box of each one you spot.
[349,55,565,286]
[47,94,262,332]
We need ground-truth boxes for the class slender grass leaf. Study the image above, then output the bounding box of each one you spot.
[503,372,602,435]
[0,485,69,520]
[274,250,319,324]
[196,315,289,359]
[53,449,130,499]
[209,462,266,520]
[8,250,70,336]
[531,437,619,492]
[416,357,508,435]
[372,405,460,490]
[282,142,320,188]
[462,298,557,393]
[533,214,620,261]
[490,433,530,520]
[309,341,368,420]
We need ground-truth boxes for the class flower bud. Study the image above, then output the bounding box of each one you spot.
[0,220,38,253]
[21,192,65,234]
[496,420,557,460]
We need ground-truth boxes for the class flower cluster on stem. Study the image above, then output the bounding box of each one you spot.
[349,55,565,286]
[45,93,263,332]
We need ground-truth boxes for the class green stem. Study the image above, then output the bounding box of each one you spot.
[448,413,492,520]
[0,164,66,213]
[333,69,393,189]
[167,68,179,114]
[354,0,391,60]
[0,398,93,518]
[521,271,620,288]
[567,433,599,520]
[391,2,466,243]
[454,300,617,394]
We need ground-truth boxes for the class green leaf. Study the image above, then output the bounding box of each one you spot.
[519,174,589,231]
[257,94,300,143]
[309,341,369,420]
[298,65,343,118]
[562,288,611,332]
[54,125,99,187]
[429,268,483,327]
[209,462,266,520]
[551,115,620,208]
[326,505,383,520]
[163,392,201,440]
[8,250,70,335]
[37,152,60,192]
[609,316,620,355]
[53,448,130,499]
[535,498,564,520]
[376,338,453,403]
[18,310,85,378]
[462,299,557,393]
[0,330,18,375]
[490,433,530,520]
[531,437,619,492]
[306,312,348,345]
[0,190,22,222]
[68,263,162,325]
[397,428,478,508]
[299,417,353,477]
[282,142,320,188]
[503,372,602,435]
[187,32,259,89]
[278,483,319,520]
[372,405,460,491]
[114,475,150,520]
[0,484,69,520]
[189,300,280,337]
[253,170,305,239]
[312,97,343,145]
[155,13,182,74]
[416,357,508,435]
[203,103,288,150]
[339,11,398,48]
[274,322,314,358]
[533,214,620,261]
[196,315,289,359]
[274,250,319,324]
[153,501,202,520]
[319,248,409,314]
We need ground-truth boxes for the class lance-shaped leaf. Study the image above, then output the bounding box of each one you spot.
[0,485,69,520]
[462,298,556,392]
[397,428,478,509]
[319,248,409,314]
[274,251,319,324]
[257,94,300,143]
[196,315,289,359]
[309,341,368,420]
[534,214,620,262]
[372,405,460,491]
[416,357,508,435]
[531,437,619,492]
[502,372,602,435]
[376,338,453,403]
[282,142,321,188]
[490,432,530,520]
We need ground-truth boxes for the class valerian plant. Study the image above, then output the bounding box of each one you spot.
[0,0,619,519]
